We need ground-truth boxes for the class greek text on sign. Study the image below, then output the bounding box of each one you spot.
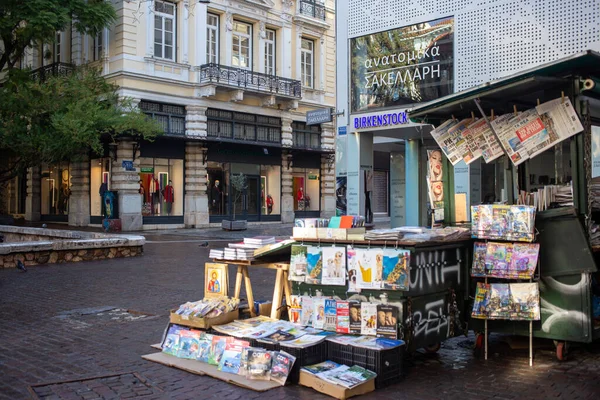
[306,108,332,125]
[354,111,409,129]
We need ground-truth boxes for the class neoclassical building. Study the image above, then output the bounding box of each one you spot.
[5,0,337,230]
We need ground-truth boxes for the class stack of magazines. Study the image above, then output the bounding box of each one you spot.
[302,361,377,389]
[364,228,404,241]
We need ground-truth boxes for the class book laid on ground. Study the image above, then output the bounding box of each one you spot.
[208,336,231,365]
[270,351,296,385]
[196,333,213,363]
[331,365,377,388]
[218,339,250,374]
[176,330,201,359]
[302,361,342,375]
[246,348,273,380]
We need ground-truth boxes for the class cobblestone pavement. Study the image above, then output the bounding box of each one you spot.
[1,232,599,400]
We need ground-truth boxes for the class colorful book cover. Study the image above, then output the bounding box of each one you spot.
[312,298,326,329]
[508,283,540,320]
[508,206,535,242]
[324,299,337,331]
[471,242,487,277]
[509,243,540,279]
[300,296,314,327]
[208,336,231,365]
[305,246,323,285]
[381,248,410,290]
[302,361,341,375]
[487,283,511,319]
[471,282,490,319]
[289,245,308,282]
[346,247,360,293]
[261,330,296,343]
[333,365,377,388]
[177,330,201,359]
[484,242,512,278]
[197,333,213,363]
[328,216,341,228]
[356,248,381,289]
[321,246,347,286]
[289,295,302,324]
[218,339,249,374]
[238,346,253,376]
[349,300,362,334]
[360,302,377,336]
[376,304,398,339]
[335,301,350,334]
[246,348,272,380]
[270,351,296,385]
[162,332,180,356]
[339,215,354,228]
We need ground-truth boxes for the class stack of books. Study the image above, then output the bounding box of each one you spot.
[209,249,224,259]
[244,236,276,247]
[517,183,573,212]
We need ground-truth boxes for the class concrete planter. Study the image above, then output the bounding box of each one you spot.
[221,220,247,231]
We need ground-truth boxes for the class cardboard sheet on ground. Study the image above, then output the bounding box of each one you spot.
[142,352,281,391]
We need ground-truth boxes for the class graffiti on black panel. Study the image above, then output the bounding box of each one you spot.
[410,299,450,342]
[409,248,462,294]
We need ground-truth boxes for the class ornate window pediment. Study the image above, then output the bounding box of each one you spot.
[242,0,275,9]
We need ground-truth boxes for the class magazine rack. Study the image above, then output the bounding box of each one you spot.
[470,205,541,367]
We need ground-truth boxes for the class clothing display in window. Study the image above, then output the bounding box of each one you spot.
[162,181,175,215]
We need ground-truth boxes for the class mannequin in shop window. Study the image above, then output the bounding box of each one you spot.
[297,186,305,210]
[99,181,108,217]
[149,175,160,214]
[58,179,71,215]
[211,180,223,214]
[266,194,274,214]
[162,180,175,215]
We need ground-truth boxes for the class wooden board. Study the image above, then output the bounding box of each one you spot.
[292,237,471,248]
[151,343,162,350]
[142,352,281,392]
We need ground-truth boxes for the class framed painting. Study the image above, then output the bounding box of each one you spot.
[204,263,228,298]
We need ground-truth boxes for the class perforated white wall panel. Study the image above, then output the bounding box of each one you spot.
[348,0,600,91]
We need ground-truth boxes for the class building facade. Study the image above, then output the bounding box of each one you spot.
[335,0,600,226]
[8,0,336,230]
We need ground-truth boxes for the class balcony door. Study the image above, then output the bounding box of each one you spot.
[232,21,252,70]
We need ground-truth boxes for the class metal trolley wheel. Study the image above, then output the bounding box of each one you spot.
[424,342,441,353]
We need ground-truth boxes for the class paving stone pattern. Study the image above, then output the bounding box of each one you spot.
[0,228,599,399]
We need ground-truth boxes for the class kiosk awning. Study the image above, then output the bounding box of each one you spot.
[409,50,600,124]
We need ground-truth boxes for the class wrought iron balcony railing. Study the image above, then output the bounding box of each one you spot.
[30,62,75,82]
[198,63,302,99]
[299,0,326,21]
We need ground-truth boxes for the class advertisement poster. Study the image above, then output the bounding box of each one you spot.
[350,17,454,113]
[427,150,444,222]
[593,126,600,178]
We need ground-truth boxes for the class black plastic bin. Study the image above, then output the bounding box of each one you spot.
[281,341,328,384]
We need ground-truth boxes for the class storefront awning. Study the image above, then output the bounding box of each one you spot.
[409,50,600,125]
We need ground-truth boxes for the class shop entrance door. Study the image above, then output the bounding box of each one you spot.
[232,175,261,221]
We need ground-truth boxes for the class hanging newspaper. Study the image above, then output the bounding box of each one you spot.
[512,109,558,158]
[445,119,474,165]
[491,113,529,166]
[465,118,503,163]
[536,97,584,142]
[430,119,458,163]
[459,118,482,164]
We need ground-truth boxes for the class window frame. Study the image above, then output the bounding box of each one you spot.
[54,32,61,63]
[291,121,321,150]
[300,37,314,89]
[206,13,219,64]
[154,0,177,62]
[232,20,253,70]
[206,108,281,144]
[264,28,276,75]
[93,31,103,61]
[139,101,186,136]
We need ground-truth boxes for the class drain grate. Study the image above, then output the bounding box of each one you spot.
[29,372,162,399]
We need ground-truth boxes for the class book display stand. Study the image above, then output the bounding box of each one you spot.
[470,205,541,366]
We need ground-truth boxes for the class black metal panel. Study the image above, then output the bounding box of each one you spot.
[407,245,467,296]
[40,215,68,222]
[142,216,184,225]
[294,210,321,218]
[293,152,321,168]
[140,138,185,159]
[207,142,281,165]
[373,151,390,170]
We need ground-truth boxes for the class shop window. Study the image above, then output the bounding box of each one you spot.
[293,168,320,212]
[261,165,281,215]
[90,158,111,216]
[138,157,183,217]
[140,101,186,136]
[292,121,321,150]
[41,163,71,216]
[208,162,230,216]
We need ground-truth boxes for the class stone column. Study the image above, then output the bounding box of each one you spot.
[68,156,90,226]
[186,105,208,138]
[281,152,294,223]
[184,142,209,227]
[111,140,142,231]
[281,117,293,148]
[25,166,41,222]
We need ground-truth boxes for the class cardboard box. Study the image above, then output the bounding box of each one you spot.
[346,228,366,241]
[317,228,347,240]
[254,301,272,316]
[298,370,375,400]
[293,227,318,239]
[169,309,239,329]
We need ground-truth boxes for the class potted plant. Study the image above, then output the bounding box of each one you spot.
[222,173,248,231]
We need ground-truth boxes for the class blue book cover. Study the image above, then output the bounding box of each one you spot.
[328,216,341,228]
[324,299,337,331]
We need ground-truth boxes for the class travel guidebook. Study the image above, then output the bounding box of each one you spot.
[376,304,398,339]
[349,301,362,334]
[381,248,410,290]
[289,245,308,282]
[336,301,350,334]
[321,246,347,286]
[270,351,296,385]
[360,302,378,336]
[324,299,338,331]
[306,246,323,284]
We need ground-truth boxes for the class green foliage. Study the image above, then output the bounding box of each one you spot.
[0,67,162,183]
[0,0,116,70]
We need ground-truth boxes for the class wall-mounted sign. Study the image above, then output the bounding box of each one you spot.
[140,167,154,173]
[338,126,347,136]
[122,160,135,171]
[353,111,409,130]
[308,174,318,180]
[306,108,333,125]
[350,17,455,113]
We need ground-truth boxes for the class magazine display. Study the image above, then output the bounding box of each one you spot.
[471,205,536,242]
[376,304,398,339]
[484,242,512,278]
[270,351,296,385]
[177,330,201,359]
[289,245,308,282]
[306,246,323,285]
[324,299,337,331]
[289,295,302,324]
[472,242,539,278]
[218,339,250,374]
[360,302,378,336]
[509,243,540,279]
[471,242,487,277]
[335,301,350,334]
[321,246,347,286]
[472,282,540,321]
[246,348,272,380]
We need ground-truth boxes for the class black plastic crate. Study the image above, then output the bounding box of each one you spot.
[280,341,328,384]
[256,340,280,351]
[352,345,405,389]
[326,341,354,365]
